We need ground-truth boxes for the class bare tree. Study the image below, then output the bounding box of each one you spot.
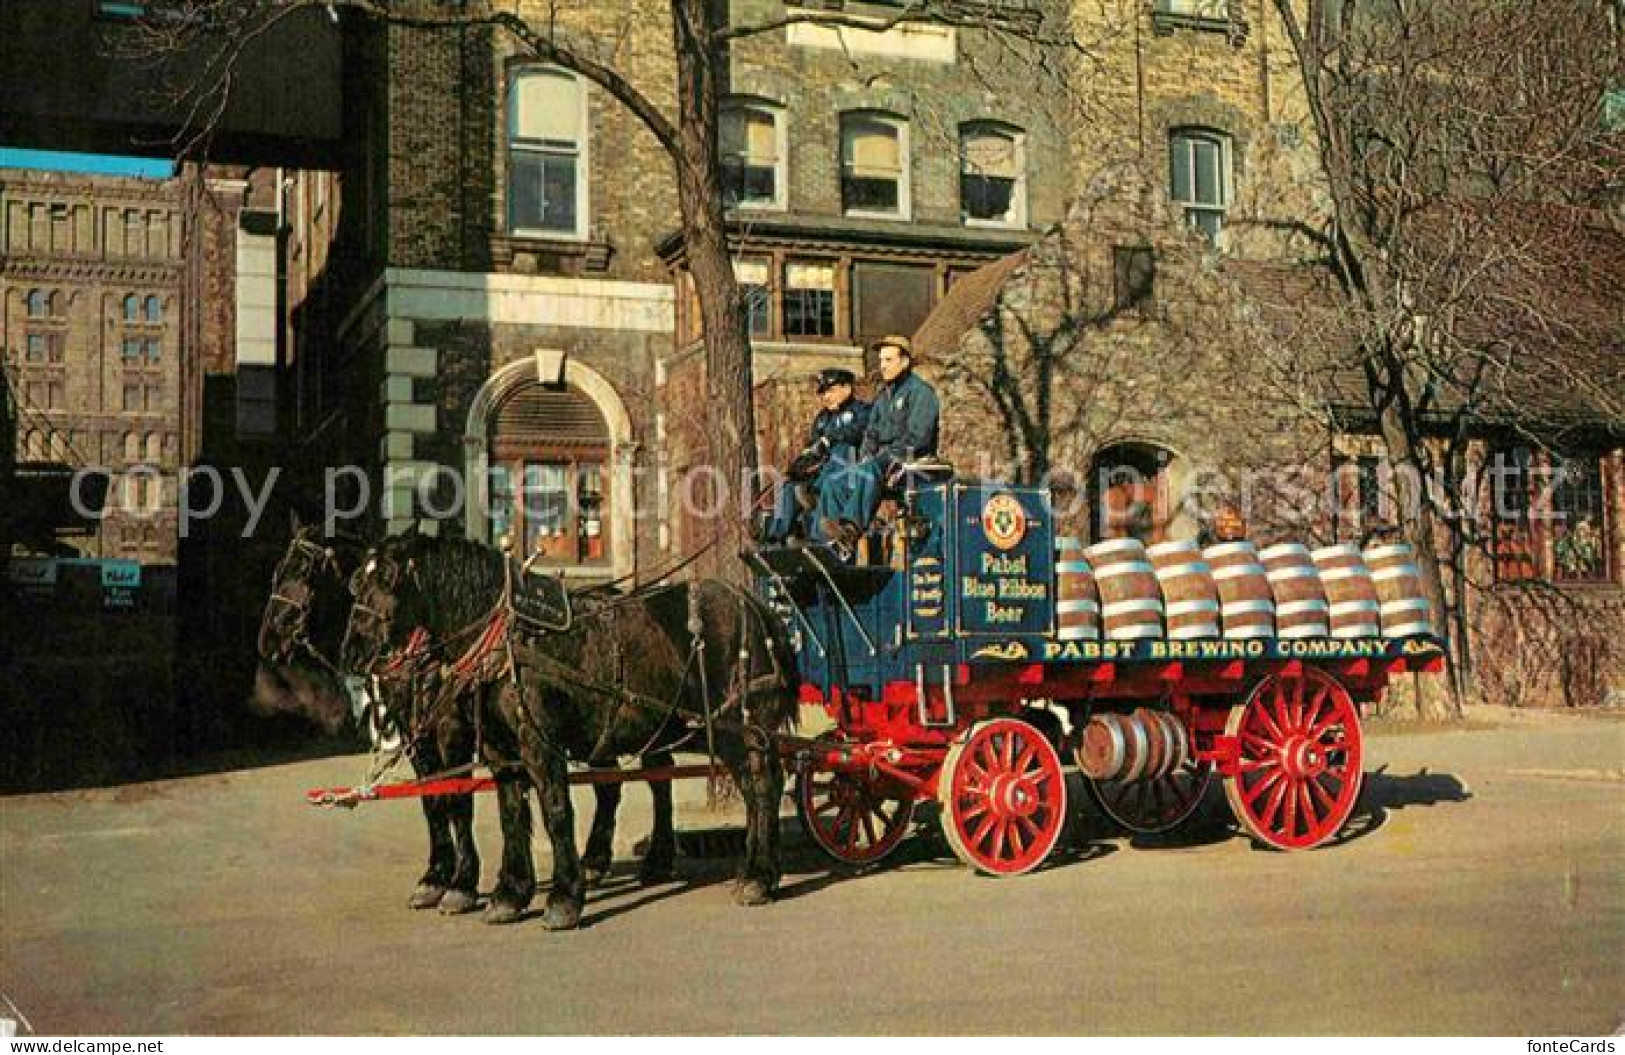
[1267,0,1624,713]
[121,0,1069,577]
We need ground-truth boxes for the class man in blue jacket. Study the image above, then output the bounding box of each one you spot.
[759,367,870,545]
[818,335,939,559]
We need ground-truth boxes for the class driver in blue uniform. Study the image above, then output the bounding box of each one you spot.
[759,367,870,546]
[818,335,939,559]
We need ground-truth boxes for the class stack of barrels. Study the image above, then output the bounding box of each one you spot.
[1051,535,1434,641]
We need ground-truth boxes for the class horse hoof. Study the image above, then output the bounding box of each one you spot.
[541,894,582,931]
[409,883,446,910]
[438,888,480,915]
[483,899,526,926]
[734,878,773,907]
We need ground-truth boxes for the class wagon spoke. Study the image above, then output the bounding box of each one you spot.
[1242,767,1285,806]
[861,810,880,849]
[989,818,1009,861]
[1282,775,1300,837]
[1258,776,1289,830]
[1014,741,1037,776]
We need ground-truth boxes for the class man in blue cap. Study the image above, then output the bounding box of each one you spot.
[818,335,939,559]
[757,367,870,545]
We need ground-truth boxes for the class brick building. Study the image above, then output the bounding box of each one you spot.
[2,168,185,563]
[287,0,1065,580]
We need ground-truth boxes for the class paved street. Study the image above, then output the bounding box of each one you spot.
[2,708,1621,1035]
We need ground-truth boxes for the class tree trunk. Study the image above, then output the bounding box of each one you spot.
[670,0,758,581]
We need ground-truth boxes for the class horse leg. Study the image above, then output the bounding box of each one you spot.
[410,747,455,910]
[483,766,535,925]
[723,731,784,907]
[639,750,677,884]
[436,710,482,916]
[482,690,536,925]
[513,702,586,930]
[582,775,621,887]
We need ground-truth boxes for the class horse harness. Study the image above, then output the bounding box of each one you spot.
[367,567,785,782]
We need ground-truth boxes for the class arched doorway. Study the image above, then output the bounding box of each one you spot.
[1089,441,1180,544]
[464,358,636,581]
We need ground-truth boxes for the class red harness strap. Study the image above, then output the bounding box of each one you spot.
[377,626,431,677]
[451,608,511,680]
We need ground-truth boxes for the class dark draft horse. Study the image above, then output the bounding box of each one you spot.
[342,531,799,930]
[257,522,672,924]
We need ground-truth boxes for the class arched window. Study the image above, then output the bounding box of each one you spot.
[1169,128,1231,241]
[720,101,785,209]
[145,432,162,462]
[487,382,611,567]
[47,290,61,317]
[125,431,141,463]
[1090,442,1178,545]
[840,112,909,218]
[144,295,162,323]
[123,294,140,322]
[960,122,1026,226]
[26,289,46,317]
[507,67,588,237]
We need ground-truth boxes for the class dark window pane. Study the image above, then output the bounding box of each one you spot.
[1113,246,1156,315]
[742,283,771,336]
[1170,141,1193,202]
[1193,139,1222,205]
[510,150,577,233]
[962,174,1016,222]
[783,289,834,337]
[842,176,898,214]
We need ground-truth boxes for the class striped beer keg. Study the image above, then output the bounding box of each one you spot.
[1054,536,1101,641]
[1312,543,1382,638]
[1147,539,1220,640]
[1261,542,1331,638]
[1364,542,1436,638]
[1203,540,1275,639]
[1076,709,1188,782]
[1086,537,1164,640]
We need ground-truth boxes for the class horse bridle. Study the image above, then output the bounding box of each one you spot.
[262,536,344,670]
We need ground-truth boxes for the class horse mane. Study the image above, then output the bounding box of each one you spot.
[401,533,506,637]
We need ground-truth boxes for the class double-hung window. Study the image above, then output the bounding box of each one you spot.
[1169,129,1230,241]
[508,68,588,238]
[720,103,784,209]
[841,113,909,218]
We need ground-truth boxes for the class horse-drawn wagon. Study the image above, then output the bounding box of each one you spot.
[287,469,1442,922]
[747,475,1443,875]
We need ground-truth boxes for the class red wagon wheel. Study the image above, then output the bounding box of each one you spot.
[1223,667,1364,850]
[796,751,916,867]
[1084,756,1213,835]
[938,718,1068,876]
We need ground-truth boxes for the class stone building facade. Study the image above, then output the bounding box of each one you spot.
[290,0,1067,580]
[1,168,185,563]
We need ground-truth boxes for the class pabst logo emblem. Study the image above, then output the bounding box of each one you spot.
[981,493,1027,551]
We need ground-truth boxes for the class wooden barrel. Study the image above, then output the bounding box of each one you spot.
[1312,543,1381,638]
[1077,709,1187,782]
[1147,539,1219,640]
[1054,536,1101,641]
[1203,540,1275,639]
[1261,543,1330,638]
[1364,542,1436,638]
[1086,538,1163,640]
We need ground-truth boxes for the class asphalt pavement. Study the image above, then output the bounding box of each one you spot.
[1,707,1621,1035]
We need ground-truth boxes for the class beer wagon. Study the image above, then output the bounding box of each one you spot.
[745,476,1444,875]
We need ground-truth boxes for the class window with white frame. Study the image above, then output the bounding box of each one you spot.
[960,122,1026,226]
[508,68,588,238]
[1169,128,1231,241]
[720,103,784,209]
[783,261,836,338]
[841,113,909,218]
